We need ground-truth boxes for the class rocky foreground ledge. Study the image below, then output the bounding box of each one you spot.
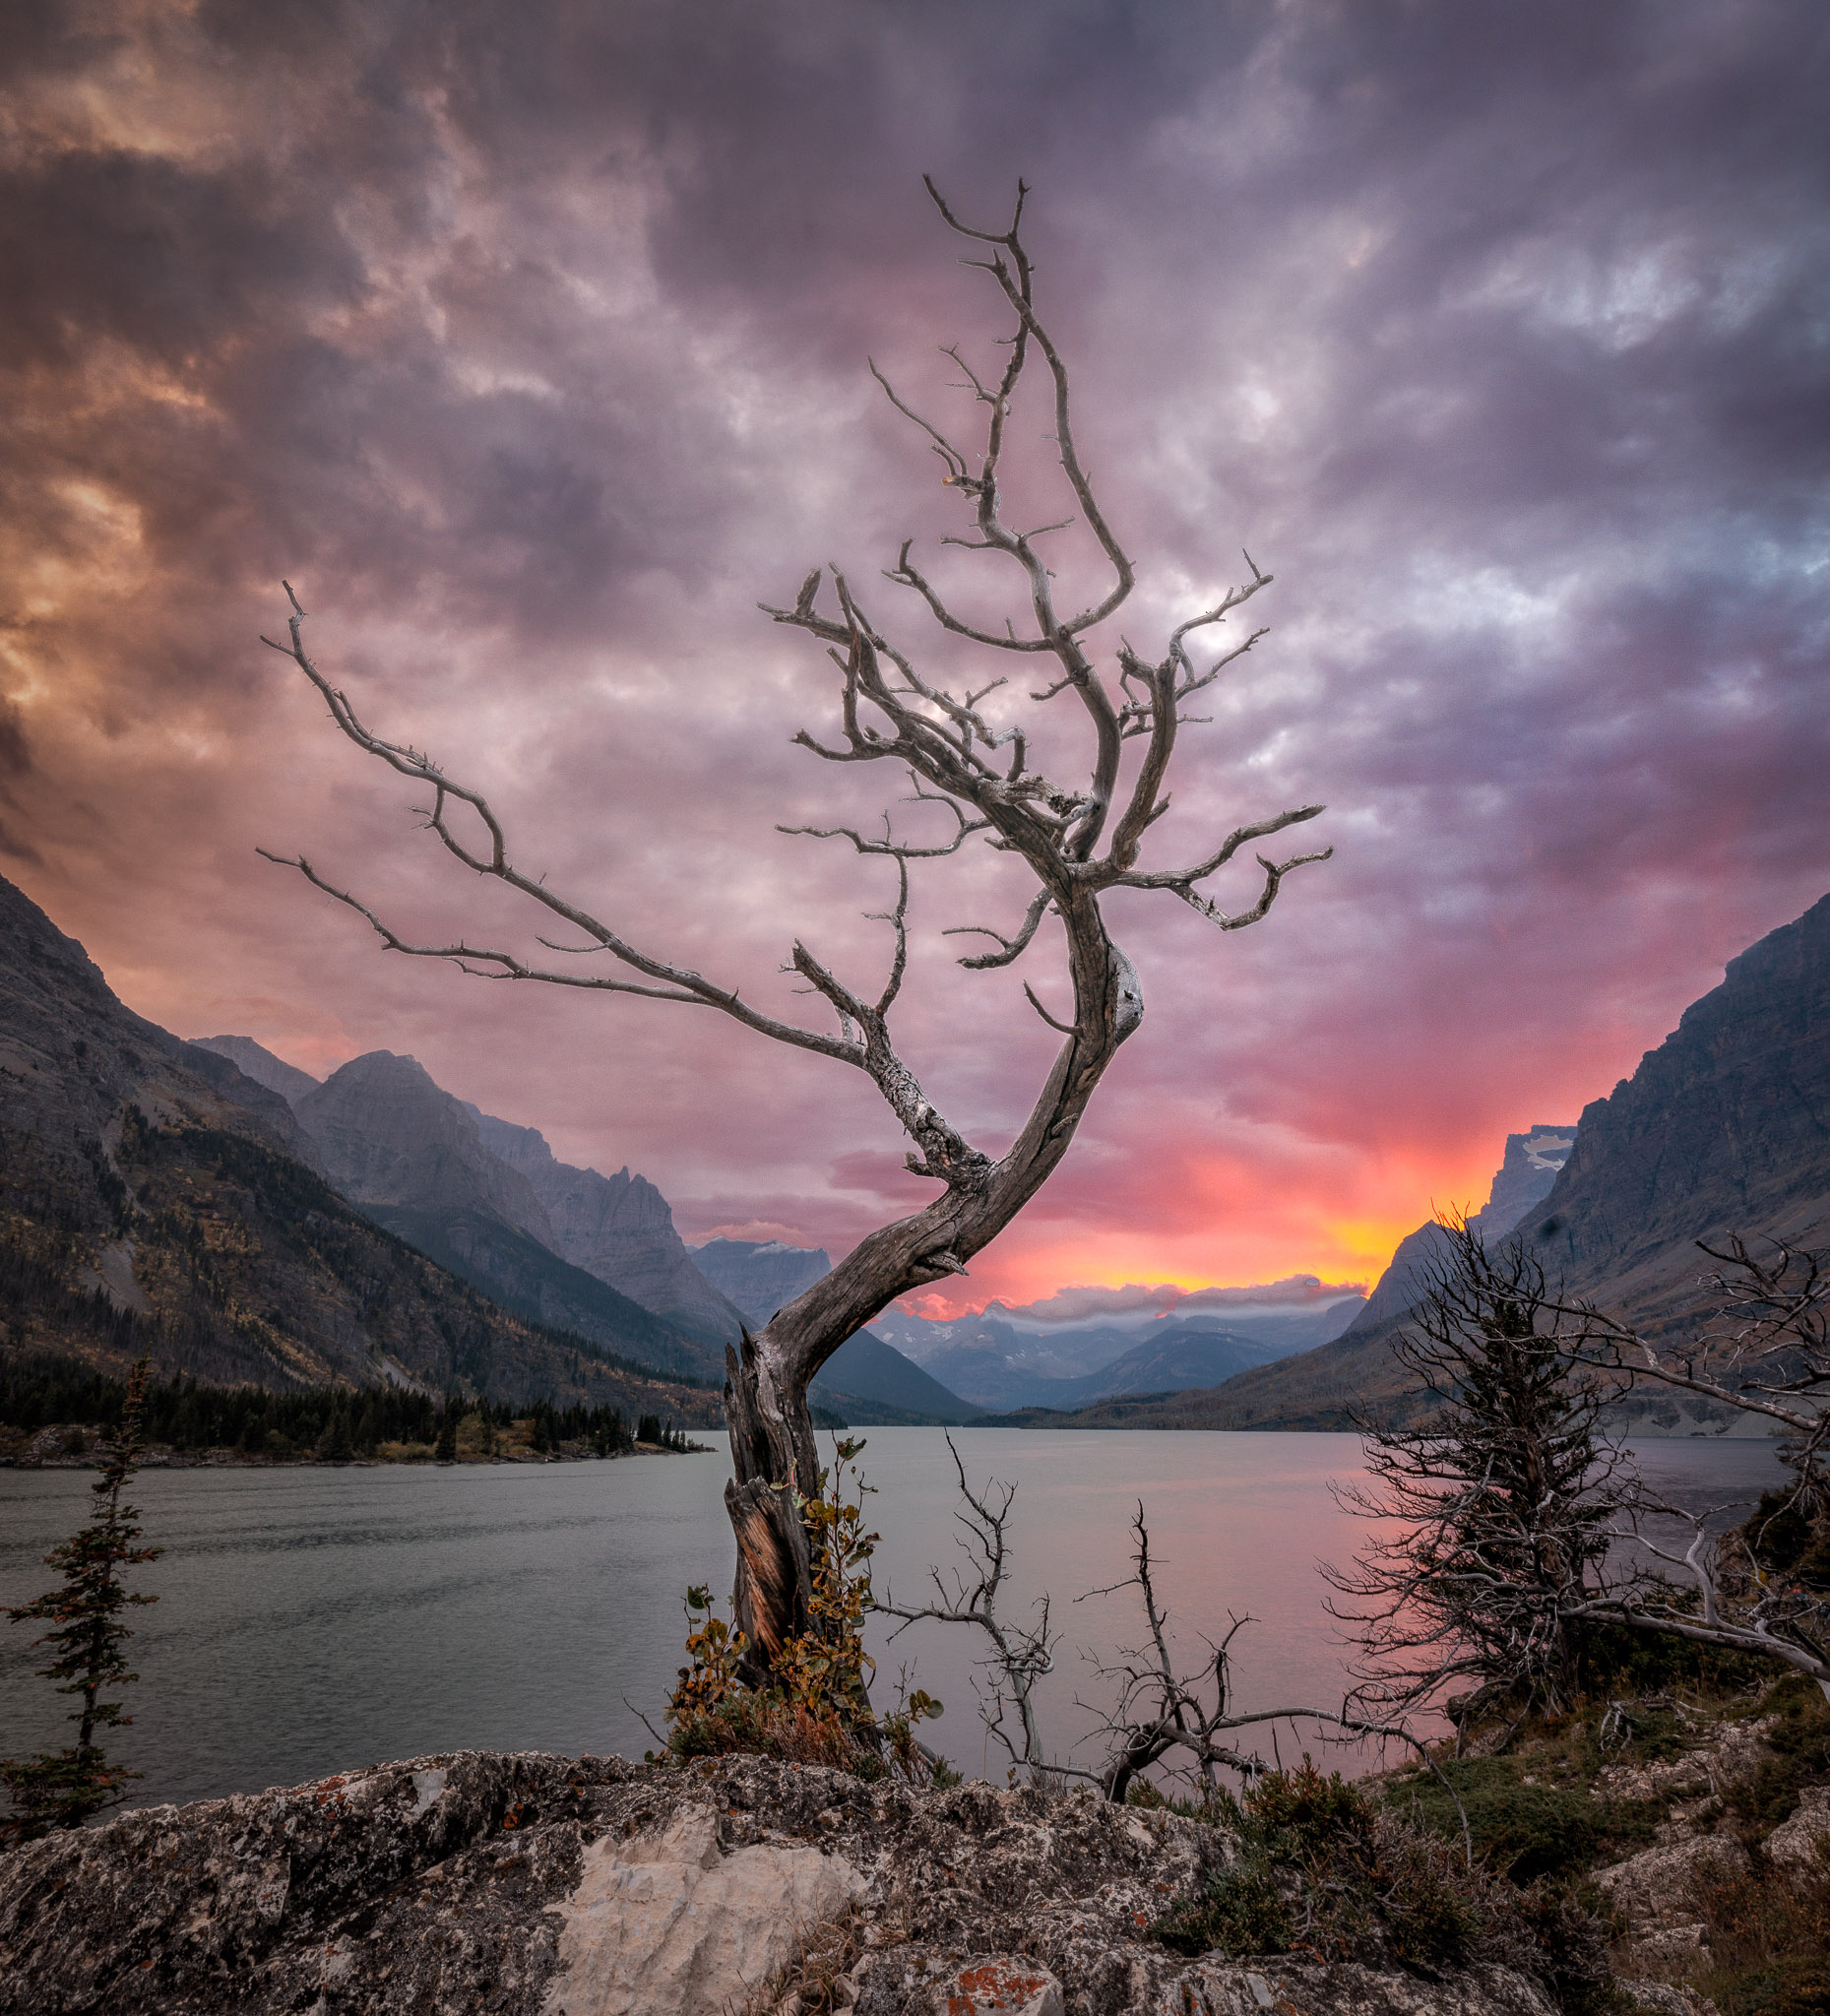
[0,1750,1565,2016]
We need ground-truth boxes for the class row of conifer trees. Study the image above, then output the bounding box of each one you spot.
[0,1354,686,1461]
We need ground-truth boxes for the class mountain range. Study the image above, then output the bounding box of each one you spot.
[1048,891,1830,1433]
[0,869,981,1423]
[190,1038,978,1425]
[865,1286,1365,1413]
[0,876,719,1420]
[14,860,1824,1439]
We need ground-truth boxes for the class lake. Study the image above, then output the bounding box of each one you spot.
[0,1429,1788,1811]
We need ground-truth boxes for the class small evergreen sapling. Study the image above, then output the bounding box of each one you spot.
[2,1354,162,1842]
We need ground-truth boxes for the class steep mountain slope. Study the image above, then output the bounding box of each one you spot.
[194,1041,977,1419]
[299,1055,555,1236]
[1525,891,1830,1333]
[284,1055,719,1379]
[809,1331,984,1426]
[0,876,716,1418]
[0,874,323,1248]
[470,1110,747,1345]
[197,1037,744,1356]
[1341,1124,1577,1340]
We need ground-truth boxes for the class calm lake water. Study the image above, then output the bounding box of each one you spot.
[0,1429,1787,1811]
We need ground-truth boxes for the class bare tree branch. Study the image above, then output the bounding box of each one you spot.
[263,179,1332,1675]
[876,1434,1058,1783]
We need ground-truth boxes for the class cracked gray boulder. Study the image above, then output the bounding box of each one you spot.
[0,1752,1555,2015]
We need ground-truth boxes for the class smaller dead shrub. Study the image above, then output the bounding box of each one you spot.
[1690,1862,1830,1979]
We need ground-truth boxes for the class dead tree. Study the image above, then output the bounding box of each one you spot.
[1078,1502,1258,1802]
[880,1458,1468,1838]
[1531,1235,1830,1698]
[260,180,1329,1678]
[1082,1504,1470,1854]
[875,1435,1058,1782]
[1555,1234,1830,1482]
[1335,1223,1830,1708]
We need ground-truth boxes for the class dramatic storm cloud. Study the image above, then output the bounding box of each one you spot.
[4,0,1825,1310]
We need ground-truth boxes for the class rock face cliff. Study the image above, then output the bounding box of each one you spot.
[301,1055,557,1237]
[472,1111,749,1346]
[0,1751,1559,2016]
[177,1049,712,1383]
[1525,891,1830,1334]
[1347,1125,1577,1339]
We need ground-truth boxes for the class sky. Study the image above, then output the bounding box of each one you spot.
[3,0,1826,1316]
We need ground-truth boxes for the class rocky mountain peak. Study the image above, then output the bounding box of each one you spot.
[1472,1123,1577,1239]
[690,1237,832,1330]
[1528,889,1830,1329]
[467,1105,746,1343]
[295,1052,555,1242]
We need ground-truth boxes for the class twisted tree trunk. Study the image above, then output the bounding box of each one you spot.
[725,903,1141,1670]
[263,179,1328,1684]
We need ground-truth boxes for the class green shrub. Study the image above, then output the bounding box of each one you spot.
[1566,1622,1769,1703]
[1726,1682,1830,1834]
[1156,1764,1477,1973]
[662,1440,942,1784]
[1735,1489,1830,1596]
[1388,1754,1658,1880]
[1158,1862,1292,1958]
[1691,1859,1830,2016]
[1716,1958,1830,2016]
[1157,1761,1615,2010]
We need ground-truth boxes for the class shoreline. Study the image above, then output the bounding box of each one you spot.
[0,1439,717,1472]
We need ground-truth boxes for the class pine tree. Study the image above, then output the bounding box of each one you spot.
[434,1400,461,1464]
[1326,1220,1626,1725]
[2,1355,162,1842]
[316,1403,354,1464]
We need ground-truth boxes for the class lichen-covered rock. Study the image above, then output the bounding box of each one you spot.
[901,1954,1066,2015]
[1594,1834,1750,1966]
[1762,1785,1830,1885]
[0,1751,1560,2015]
[1590,1718,1777,1807]
[1143,1959,1554,2016]
[1616,1982,1723,2016]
